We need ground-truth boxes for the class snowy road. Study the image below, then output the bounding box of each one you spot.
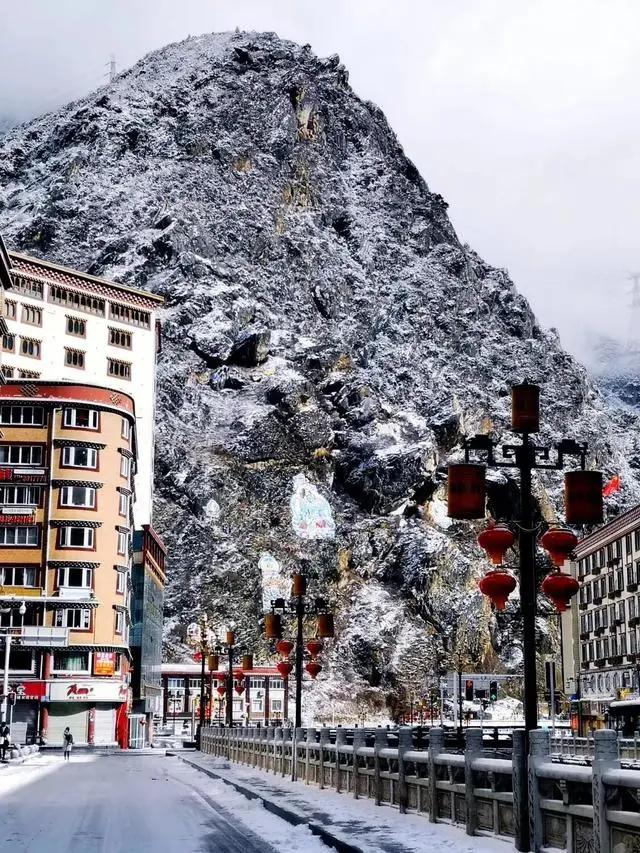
[0,753,328,853]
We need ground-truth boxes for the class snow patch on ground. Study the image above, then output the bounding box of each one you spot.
[0,753,97,800]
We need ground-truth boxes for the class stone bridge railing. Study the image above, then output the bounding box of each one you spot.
[200,725,640,852]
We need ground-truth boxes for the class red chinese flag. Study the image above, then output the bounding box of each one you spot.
[603,475,621,497]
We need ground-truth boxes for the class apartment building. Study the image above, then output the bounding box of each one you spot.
[563,505,640,733]
[0,246,166,746]
[161,663,288,728]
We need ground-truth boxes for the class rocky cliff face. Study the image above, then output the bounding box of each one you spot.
[1,31,638,718]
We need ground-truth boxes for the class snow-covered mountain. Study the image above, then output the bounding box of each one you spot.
[1,31,638,717]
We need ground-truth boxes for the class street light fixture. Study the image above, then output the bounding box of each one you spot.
[1,600,26,728]
[447,382,603,852]
[264,573,334,728]
[186,614,216,744]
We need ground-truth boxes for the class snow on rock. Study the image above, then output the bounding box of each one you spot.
[0,30,639,717]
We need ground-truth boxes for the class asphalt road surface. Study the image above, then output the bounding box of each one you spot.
[0,753,317,853]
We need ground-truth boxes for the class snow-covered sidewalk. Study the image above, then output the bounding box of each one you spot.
[180,752,508,853]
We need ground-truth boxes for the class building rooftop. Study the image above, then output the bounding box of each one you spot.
[575,504,640,558]
[8,250,164,309]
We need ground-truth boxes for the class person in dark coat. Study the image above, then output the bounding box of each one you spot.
[63,727,74,761]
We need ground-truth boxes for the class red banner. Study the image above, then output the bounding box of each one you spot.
[9,681,46,699]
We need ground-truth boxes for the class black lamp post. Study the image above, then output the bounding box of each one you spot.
[187,614,215,745]
[265,573,334,728]
[447,382,603,851]
[213,627,240,728]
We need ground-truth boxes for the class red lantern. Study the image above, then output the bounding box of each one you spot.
[277,661,293,678]
[265,612,282,639]
[216,686,226,697]
[477,522,515,566]
[479,569,517,610]
[540,526,578,567]
[542,570,580,613]
[192,651,202,663]
[511,382,540,433]
[305,661,322,679]
[233,669,244,681]
[447,464,486,519]
[235,683,245,695]
[306,639,324,658]
[276,639,294,657]
[565,471,603,525]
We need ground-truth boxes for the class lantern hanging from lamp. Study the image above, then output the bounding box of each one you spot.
[277,660,293,678]
[292,574,307,597]
[265,612,282,639]
[216,685,226,697]
[305,661,322,680]
[477,522,515,566]
[242,654,253,671]
[541,570,580,613]
[564,470,603,525]
[306,639,324,658]
[225,630,235,646]
[208,653,219,672]
[447,463,486,519]
[235,682,245,695]
[479,569,517,610]
[511,382,540,433]
[275,639,294,657]
[316,612,335,638]
[540,527,578,567]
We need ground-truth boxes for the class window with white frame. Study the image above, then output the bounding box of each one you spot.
[63,408,99,430]
[0,406,44,426]
[249,678,265,690]
[54,609,91,629]
[114,610,124,634]
[269,678,284,690]
[0,445,43,465]
[0,566,37,586]
[118,493,129,517]
[58,526,94,549]
[270,699,283,713]
[117,531,128,555]
[57,566,92,588]
[60,485,96,509]
[0,648,34,673]
[121,418,130,441]
[188,678,200,690]
[61,446,98,469]
[251,698,264,712]
[0,527,39,546]
[167,678,184,690]
[119,455,130,478]
[0,485,41,505]
[116,571,125,593]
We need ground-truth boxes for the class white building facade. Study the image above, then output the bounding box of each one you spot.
[2,252,163,527]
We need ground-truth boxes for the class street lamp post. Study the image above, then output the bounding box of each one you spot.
[1,601,26,732]
[447,382,603,851]
[265,573,334,728]
[186,614,215,745]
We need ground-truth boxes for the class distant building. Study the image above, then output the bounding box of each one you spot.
[564,505,640,734]
[161,663,287,727]
[131,527,166,733]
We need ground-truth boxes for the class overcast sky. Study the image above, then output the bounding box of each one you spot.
[1,0,638,366]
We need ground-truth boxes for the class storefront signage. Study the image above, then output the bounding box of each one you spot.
[9,681,46,699]
[48,680,129,703]
[93,652,116,677]
[0,468,47,484]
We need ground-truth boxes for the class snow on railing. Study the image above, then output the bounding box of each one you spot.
[199,725,640,850]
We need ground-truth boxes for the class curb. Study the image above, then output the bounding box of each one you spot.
[176,753,363,853]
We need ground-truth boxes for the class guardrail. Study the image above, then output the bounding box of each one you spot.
[201,725,640,852]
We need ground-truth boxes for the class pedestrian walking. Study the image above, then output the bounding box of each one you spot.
[0,720,9,761]
[63,727,74,760]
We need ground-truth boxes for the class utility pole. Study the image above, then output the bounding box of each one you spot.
[107,54,117,84]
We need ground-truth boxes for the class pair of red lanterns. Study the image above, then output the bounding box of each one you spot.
[215,669,247,697]
[476,521,579,612]
[275,638,324,680]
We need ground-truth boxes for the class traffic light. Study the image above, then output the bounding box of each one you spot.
[7,692,15,707]
[465,679,474,701]
[489,681,498,702]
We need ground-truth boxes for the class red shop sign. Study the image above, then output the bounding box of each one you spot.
[10,681,46,699]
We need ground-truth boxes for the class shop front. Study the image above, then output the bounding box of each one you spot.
[46,679,129,745]
[7,681,46,744]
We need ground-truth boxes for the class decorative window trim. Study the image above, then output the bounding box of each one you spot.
[108,327,133,349]
[118,447,134,459]
[116,486,132,496]
[50,519,102,529]
[52,479,103,489]
[54,439,105,450]
[19,336,42,359]
[48,560,100,570]
[107,357,132,381]
[64,347,85,370]
[65,315,87,338]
